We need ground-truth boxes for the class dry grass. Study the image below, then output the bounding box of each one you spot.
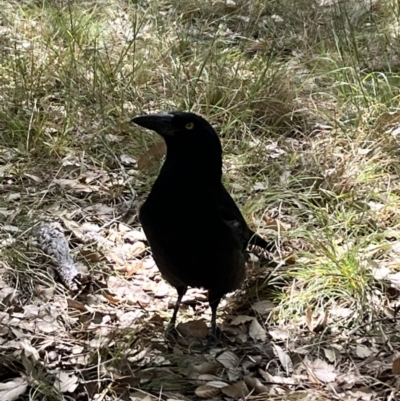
[1,0,400,400]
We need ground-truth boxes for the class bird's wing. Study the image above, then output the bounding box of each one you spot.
[219,184,250,249]
[219,184,275,252]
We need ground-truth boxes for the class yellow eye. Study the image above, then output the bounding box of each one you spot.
[185,122,194,130]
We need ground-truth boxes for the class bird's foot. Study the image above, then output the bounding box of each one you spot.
[206,326,221,347]
[206,334,219,347]
[164,322,178,341]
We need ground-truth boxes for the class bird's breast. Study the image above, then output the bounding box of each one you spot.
[139,192,246,292]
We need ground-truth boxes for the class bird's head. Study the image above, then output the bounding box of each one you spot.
[131,111,223,161]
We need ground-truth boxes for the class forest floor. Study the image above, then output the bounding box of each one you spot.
[0,0,400,400]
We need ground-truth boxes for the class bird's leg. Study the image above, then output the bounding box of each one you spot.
[167,285,187,330]
[208,291,222,345]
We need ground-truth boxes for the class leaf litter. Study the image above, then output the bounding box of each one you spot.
[0,152,399,401]
[1,1,400,400]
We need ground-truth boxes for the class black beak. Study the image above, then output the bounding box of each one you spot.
[131,113,175,136]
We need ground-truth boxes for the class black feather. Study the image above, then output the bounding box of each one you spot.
[131,111,274,340]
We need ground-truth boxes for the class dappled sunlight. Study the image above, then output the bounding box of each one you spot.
[1,0,400,400]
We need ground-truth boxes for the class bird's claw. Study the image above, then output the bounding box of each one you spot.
[206,334,219,347]
[164,322,178,341]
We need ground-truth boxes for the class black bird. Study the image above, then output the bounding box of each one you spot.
[131,112,273,339]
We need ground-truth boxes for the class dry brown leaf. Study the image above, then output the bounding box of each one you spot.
[72,345,84,355]
[0,377,28,401]
[104,293,121,304]
[130,241,146,257]
[305,306,314,331]
[20,339,40,361]
[273,344,293,374]
[54,371,79,393]
[251,300,275,315]
[323,347,341,363]
[0,286,18,304]
[387,272,400,290]
[355,345,373,359]
[305,308,328,333]
[6,193,21,202]
[36,318,61,334]
[392,356,400,374]
[176,320,208,339]
[268,327,290,340]
[243,376,268,394]
[79,248,105,263]
[126,260,143,277]
[230,315,254,325]
[105,134,122,143]
[119,310,144,328]
[284,254,297,265]
[11,325,33,337]
[55,178,97,193]
[216,350,240,369]
[118,223,133,233]
[60,218,84,240]
[34,285,56,301]
[24,173,43,183]
[85,203,115,215]
[313,311,329,333]
[53,179,77,189]
[153,281,171,297]
[249,319,266,341]
[258,369,297,385]
[2,225,20,233]
[192,362,218,375]
[120,154,137,165]
[196,374,221,382]
[334,372,359,391]
[345,389,374,401]
[206,381,229,389]
[123,229,147,242]
[376,109,400,126]
[107,276,150,304]
[330,307,353,318]
[194,384,220,398]
[306,358,337,383]
[22,305,39,318]
[138,141,167,170]
[262,215,290,231]
[221,380,249,397]
[67,299,87,312]
[107,252,126,267]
